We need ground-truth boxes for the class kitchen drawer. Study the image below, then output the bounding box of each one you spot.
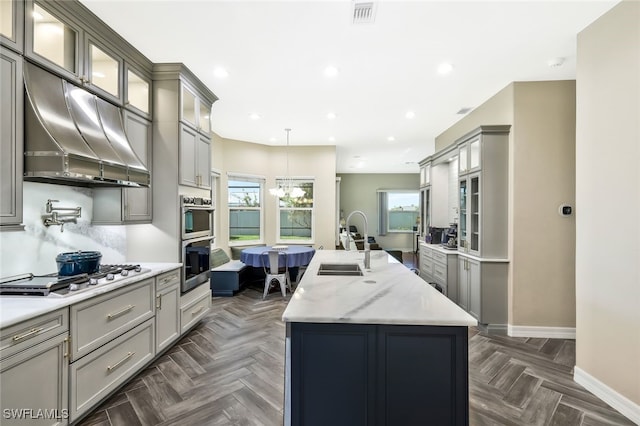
[1,308,69,360]
[180,286,210,334]
[432,250,447,265]
[420,245,433,258]
[69,318,155,422]
[70,278,154,361]
[433,262,447,285]
[156,268,180,291]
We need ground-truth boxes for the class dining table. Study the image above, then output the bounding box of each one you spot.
[240,245,316,270]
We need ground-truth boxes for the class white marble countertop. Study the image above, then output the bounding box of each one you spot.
[0,263,182,329]
[419,242,509,262]
[282,250,477,327]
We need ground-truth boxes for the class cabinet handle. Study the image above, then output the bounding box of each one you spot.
[107,305,135,320]
[191,305,205,316]
[63,336,71,358]
[156,294,162,310]
[107,351,135,373]
[12,327,43,342]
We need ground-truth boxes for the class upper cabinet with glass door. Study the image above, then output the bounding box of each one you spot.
[181,82,212,134]
[25,0,153,109]
[458,137,481,175]
[419,159,431,188]
[26,2,81,82]
[85,36,122,103]
[1,0,24,52]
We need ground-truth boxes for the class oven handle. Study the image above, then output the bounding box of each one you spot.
[182,205,214,212]
[181,236,214,248]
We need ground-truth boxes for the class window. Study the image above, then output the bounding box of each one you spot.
[276,180,314,243]
[228,175,263,244]
[378,190,419,234]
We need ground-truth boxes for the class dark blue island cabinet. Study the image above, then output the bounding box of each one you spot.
[288,322,469,426]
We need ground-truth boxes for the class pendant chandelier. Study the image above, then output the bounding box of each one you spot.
[269,128,305,198]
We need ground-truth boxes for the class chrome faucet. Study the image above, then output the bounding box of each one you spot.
[43,199,81,232]
[345,210,370,269]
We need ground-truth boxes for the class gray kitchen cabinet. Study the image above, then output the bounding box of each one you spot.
[0,309,70,426]
[180,283,211,334]
[69,319,154,422]
[179,84,212,189]
[0,0,23,52]
[155,269,181,353]
[419,160,431,188]
[0,48,23,229]
[154,63,217,193]
[125,64,151,118]
[179,123,199,188]
[92,111,152,224]
[420,243,458,302]
[0,333,69,426]
[458,256,508,332]
[457,125,509,258]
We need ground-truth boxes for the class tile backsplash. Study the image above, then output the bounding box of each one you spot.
[0,182,126,276]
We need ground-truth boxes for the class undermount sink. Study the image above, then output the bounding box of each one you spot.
[317,263,364,276]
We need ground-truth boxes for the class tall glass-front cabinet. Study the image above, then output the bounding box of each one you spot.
[456,125,510,331]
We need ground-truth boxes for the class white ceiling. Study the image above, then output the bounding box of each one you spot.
[80,0,618,173]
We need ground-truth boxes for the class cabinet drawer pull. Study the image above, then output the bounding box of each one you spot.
[107,351,135,373]
[156,294,162,310]
[107,305,135,320]
[191,306,205,316]
[12,327,43,342]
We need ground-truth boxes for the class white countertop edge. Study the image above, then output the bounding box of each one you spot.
[0,262,182,329]
[282,317,477,327]
[455,252,509,262]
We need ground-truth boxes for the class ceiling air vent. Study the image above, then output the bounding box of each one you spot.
[353,2,376,24]
[457,107,473,115]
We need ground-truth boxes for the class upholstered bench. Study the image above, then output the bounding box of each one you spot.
[210,248,250,297]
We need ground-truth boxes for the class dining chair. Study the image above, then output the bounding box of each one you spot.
[261,250,290,299]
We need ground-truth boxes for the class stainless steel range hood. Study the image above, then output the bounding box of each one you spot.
[23,62,150,187]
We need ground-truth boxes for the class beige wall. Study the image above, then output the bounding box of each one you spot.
[212,133,337,255]
[512,81,576,327]
[338,173,420,251]
[434,81,577,329]
[576,0,640,406]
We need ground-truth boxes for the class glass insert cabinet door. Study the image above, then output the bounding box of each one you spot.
[89,43,120,98]
[0,0,13,39]
[126,69,149,114]
[181,85,197,127]
[469,139,480,170]
[459,179,467,249]
[199,102,211,133]
[470,175,480,252]
[32,3,77,73]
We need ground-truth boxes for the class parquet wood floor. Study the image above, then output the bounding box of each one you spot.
[79,283,633,426]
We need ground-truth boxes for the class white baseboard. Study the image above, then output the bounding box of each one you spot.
[574,366,640,425]
[507,325,576,339]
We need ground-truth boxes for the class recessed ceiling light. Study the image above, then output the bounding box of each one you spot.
[328,136,336,142]
[327,112,336,120]
[324,66,339,77]
[269,137,277,142]
[213,67,229,78]
[387,136,395,142]
[437,62,454,75]
[249,113,260,120]
[405,111,415,119]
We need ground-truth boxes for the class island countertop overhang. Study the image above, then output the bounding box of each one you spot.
[282,250,477,327]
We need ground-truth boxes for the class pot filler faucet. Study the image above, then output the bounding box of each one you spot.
[345,210,370,269]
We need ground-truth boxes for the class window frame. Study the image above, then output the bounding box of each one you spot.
[275,178,315,244]
[378,189,420,235]
[227,173,264,246]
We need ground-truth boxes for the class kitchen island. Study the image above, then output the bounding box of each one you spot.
[282,250,477,426]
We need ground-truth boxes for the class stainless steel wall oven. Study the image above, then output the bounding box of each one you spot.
[180,196,214,293]
[181,196,214,240]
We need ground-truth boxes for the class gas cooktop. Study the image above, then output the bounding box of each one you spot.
[0,264,151,297]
